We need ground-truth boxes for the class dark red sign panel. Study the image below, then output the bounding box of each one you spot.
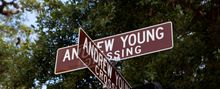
[55,21,173,74]
[77,28,132,89]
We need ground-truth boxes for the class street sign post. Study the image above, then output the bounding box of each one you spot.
[77,28,132,89]
[55,21,173,74]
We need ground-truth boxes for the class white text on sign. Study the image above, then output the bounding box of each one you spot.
[63,26,164,62]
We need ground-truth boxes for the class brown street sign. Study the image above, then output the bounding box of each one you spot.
[77,28,132,89]
[55,21,173,74]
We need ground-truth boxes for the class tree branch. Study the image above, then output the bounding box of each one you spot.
[0,0,19,16]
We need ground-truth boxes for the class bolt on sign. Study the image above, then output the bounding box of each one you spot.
[55,21,173,74]
[77,28,132,89]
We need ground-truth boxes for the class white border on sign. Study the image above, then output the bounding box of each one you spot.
[106,21,174,60]
[54,47,87,75]
[77,28,132,88]
[54,21,173,74]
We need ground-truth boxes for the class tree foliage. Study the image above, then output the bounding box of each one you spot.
[0,0,219,89]
[0,0,36,88]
